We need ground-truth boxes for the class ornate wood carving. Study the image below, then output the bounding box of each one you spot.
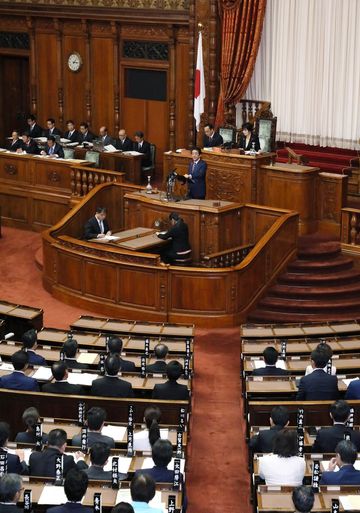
[55,19,64,125]
[5,164,17,175]
[0,0,190,8]
[0,31,29,49]
[168,27,176,151]
[187,0,195,147]
[121,25,170,39]
[26,17,37,115]
[111,21,120,133]
[123,40,169,60]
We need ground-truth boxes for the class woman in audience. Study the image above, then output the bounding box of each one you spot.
[133,406,161,451]
[305,342,336,375]
[258,429,305,486]
[14,407,48,444]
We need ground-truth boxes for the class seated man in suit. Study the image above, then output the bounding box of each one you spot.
[345,377,360,400]
[320,440,360,485]
[146,344,169,374]
[71,407,115,449]
[296,346,339,401]
[26,114,43,139]
[133,131,152,167]
[15,407,48,445]
[91,355,134,398]
[313,400,360,452]
[99,126,114,146]
[19,132,40,155]
[46,468,92,513]
[115,129,133,151]
[42,361,86,395]
[8,131,22,152]
[40,136,65,158]
[292,486,314,513]
[0,351,39,391]
[0,474,24,513]
[130,474,163,513]
[107,336,136,373]
[152,360,189,401]
[203,123,224,147]
[21,329,46,366]
[62,338,89,370]
[135,439,183,484]
[79,122,95,143]
[184,147,207,199]
[252,346,288,376]
[157,212,191,265]
[29,428,87,478]
[43,118,62,137]
[0,422,25,474]
[83,206,111,240]
[64,120,80,143]
[249,405,290,453]
[85,443,126,482]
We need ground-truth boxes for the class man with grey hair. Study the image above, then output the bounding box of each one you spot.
[292,486,314,513]
[0,474,23,513]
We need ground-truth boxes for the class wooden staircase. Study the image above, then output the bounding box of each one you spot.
[247,241,360,323]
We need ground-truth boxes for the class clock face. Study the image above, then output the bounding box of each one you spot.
[68,52,82,72]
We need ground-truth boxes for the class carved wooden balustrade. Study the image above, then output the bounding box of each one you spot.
[238,99,271,126]
[201,243,254,268]
[341,208,360,246]
[70,166,125,197]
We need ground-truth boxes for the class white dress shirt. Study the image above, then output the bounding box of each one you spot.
[258,453,305,486]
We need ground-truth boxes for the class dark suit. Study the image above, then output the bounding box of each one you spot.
[119,357,136,373]
[203,132,223,147]
[135,466,187,509]
[313,424,360,453]
[72,431,115,449]
[85,465,122,481]
[249,425,284,453]
[79,131,95,143]
[21,139,40,155]
[0,450,23,474]
[29,447,87,478]
[345,380,360,399]
[28,123,43,138]
[15,431,48,444]
[25,349,46,366]
[64,130,81,143]
[83,216,110,240]
[157,219,191,264]
[0,504,23,513]
[8,139,23,152]
[152,380,189,400]
[252,366,288,376]
[133,140,151,167]
[43,128,62,138]
[64,358,89,370]
[146,361,167,374]
[320,465,360,485]
[44,143,64,158]
[296,369,339,401]
[115,137,133,151]
[91,376,134,398]
[101,135,114,147]
[47,502,92,513]
[0,371,39,392]
[187,159,207,199]
[42,381,86,396]
[238,133,261,152]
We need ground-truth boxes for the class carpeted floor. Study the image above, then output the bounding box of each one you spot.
[0,226,250,513]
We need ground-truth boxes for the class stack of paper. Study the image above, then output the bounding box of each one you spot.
[0,363,14,371]
[101,424,127,440]
[32,367,53,381]
[340,496,360,510]
[77,352,98,365]
[103,455,132,473]
[38,486,70,505]
[123,151,143,156]
[342,377,359,387]
[253,360,286,370]
[67,372,98,386]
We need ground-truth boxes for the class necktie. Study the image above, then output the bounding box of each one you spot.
[99,220,104,234]
[50,146,54,155]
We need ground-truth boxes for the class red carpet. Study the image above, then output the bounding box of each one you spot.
[0,226,251,513]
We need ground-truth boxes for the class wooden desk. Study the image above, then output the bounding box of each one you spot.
[241,321,360,339]
[242,337,360,356]
[0,300,43,338]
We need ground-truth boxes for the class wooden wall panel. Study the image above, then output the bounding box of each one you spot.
[175,40,190,150]
[84,261,117,301]
[35,31,58,126]
[62,32,87,125]
[118,268,159,309]
[56,252,82,291]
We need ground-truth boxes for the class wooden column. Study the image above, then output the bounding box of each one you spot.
[168,25,176,151]
[112,21,120,134]
[54,19,64,126]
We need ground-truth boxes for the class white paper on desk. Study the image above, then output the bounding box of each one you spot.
[103,455,132,473]
[65,142,79,147]
[35,137,47,143]
[141,456,185,474]
[32,367,52,380]
[0,148,8,152]
[103,235,120,241]
[122,151,143,156]
[104,144,119,152]
[67,372,98,386]
[253,360,286,370]
[322,459,360,472]
[38,485,74,505]
[0,363,14,371]
[115,490,165,512]
[101,424,127,440]
[340,496,360,511]
[76,352,98,364]
[60,138,71,143]
[342,377,359,387]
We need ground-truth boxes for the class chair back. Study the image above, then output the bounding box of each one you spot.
[85,150,100,168]
[142,143,156,177]
[63,148,75,159]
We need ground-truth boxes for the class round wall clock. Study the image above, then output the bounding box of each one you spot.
[67,52,83,72]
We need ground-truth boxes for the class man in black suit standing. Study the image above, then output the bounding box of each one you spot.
[99,126,113,146]
[79,122,94,143]
[156,212,191,265]
[43,118,62,137]
[19,132,40,155]
[146,343,169,374]
[203,123,224,147]
[313,400,360,453]
[115,128,133,151]
[91,355,134,398]
[40,136,65,158]
[252,347,289,376]
[0,474,24,513]
[46,468,92,513]
[26,114,43,139]
[249,406,290,453]
[152,361,189,400]
[64,120,81,143]
[133,131,152,167]
[83,207,111,240]
[42,361,86,395]
[296,346,339,401]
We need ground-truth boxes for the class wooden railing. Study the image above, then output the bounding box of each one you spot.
[70,165,125,197]
[201,244,254,268]
[238,99,271,125]
[341,208,360,246]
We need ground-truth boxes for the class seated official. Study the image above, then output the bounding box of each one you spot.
[26,114,43,139]
[305,342,336,376]
[115,129,133,151]
[29,428,87,478]
[64,120,80,143]
[238,122,261,152]
[111,504,134,513]
[292,486,314,513]
[133,131,152,167]
[252,346,288,376]
[40,136,65,158]
[249,405,290,453]
[313,400,360,453]
[62,338,89,370]
[320,440,360,485]
[130,474,163,513]
[258,429,306,486]
[0,474,23,513]
[184,147,207,199]
[21,329,46,366]
[83,206,111,240]
[157,212,191,265]
[0,351,39,391]
[0,423,25,474]
[107,336,136,373]
[7,131,22,152]
[345,377,360,399]
[42,361,86,395]
[99,126,114,146]
[146,344,169,374]
[296,346,339,401]
[134,406,162,452]
[135,439,183,484]
[203,123,223,147]
[79,122,95,143]
[71,407,115,449]
[18,132,40,155]
[15,407,48,445]
[91,355,134,398]
[43,118,62,137]
[46,468,92,513]
[152,361,189,401]
[85,442,125,481]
